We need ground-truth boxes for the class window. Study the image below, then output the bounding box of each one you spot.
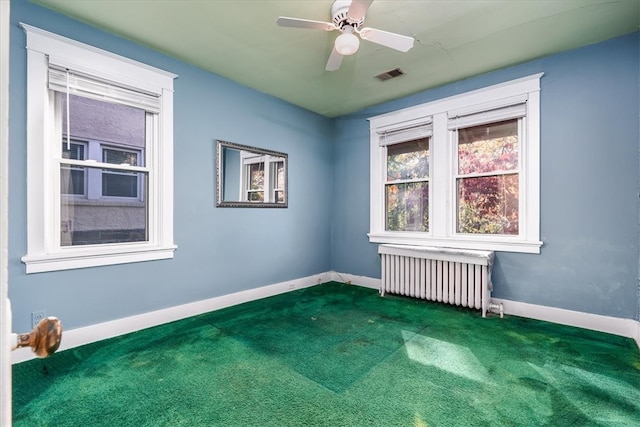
[61,141,87,196]
[369,74,543,253]
[240,153,286,203]
[386,138,430,232]
[272,160,285,203]
[21,24,177,273]
[246,159,265,202]
[101,147,143,199]
[456,119,519,235]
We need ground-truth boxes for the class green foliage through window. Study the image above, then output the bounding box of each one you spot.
[386,138,429,231]
[457,120,519,234]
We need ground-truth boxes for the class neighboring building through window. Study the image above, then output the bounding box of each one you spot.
[60,94,146,246]
[369,74,543,254]
[21,24,177,273]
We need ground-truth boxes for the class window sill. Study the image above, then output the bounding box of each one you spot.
[368,232,542,254]
[21,244,177,274]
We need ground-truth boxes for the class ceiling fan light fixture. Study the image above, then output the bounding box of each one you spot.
[335,27,360,55]
[277,0,414,71]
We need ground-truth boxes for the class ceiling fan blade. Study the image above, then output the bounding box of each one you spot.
[276,17,336,31]
[359,27,414,52]
[347,0,374,22]
[325,47,344,72]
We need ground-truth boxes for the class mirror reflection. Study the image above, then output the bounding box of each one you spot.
[216,140,288,208]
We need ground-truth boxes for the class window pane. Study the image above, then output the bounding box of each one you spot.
[61,142,87,196]
[457,174,518,234]
[58,94,147,246]
[248,191,264,202]
[102,172,139,198]
[62,141,85,160]
[104,148,138,166]
[61,166,148,246]
[385,182,429,232]
[458,120,518,175]
[60,167,85,195]
[271,160,285,203]
[249,163,264,190]
[387,138,429,181]
[61,94,146,163]
[102,148,141,197]
[274,161,284,189]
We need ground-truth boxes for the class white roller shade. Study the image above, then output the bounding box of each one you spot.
[448,95,527,130]
[48,67,161,113]
[379,122,432,146]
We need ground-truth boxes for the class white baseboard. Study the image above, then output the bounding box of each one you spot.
[328,271,380,290]
[12,272,331,364]
[13,271,638,363]
[332,272,640,350]
[488,298,640,350]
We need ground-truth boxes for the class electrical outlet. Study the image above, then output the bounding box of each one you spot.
[31,311,46,328]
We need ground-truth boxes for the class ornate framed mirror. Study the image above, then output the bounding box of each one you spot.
[216,140,288,208]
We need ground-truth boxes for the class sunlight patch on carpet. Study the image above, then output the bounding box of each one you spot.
[402,330,492,384]
[413,412,430,427]
[529,361,640,425]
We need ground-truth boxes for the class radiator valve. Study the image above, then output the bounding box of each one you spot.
[488,301,504,318]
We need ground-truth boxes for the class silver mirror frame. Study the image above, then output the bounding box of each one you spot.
[216,140,288,208]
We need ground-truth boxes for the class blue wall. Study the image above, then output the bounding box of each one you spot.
[332,33,640,320]
[8,0,639,333]
[8,0,333,331]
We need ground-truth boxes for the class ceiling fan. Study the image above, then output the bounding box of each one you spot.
[276,0,414,72]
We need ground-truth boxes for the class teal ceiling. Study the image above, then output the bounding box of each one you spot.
[33,0,640,117]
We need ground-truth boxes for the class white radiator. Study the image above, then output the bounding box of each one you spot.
[378,245,495,317]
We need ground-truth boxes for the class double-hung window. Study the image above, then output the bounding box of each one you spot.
[240,152,286,203]
[369,74,543,253]
[21,24,177,273]
[383,124,431,232]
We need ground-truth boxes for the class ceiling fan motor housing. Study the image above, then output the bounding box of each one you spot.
[332,0,365,30]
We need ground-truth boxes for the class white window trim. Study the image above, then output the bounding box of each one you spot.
[20,24,177,273]
[369,74,543,254]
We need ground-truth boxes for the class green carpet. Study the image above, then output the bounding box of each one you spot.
[12,282,640,426]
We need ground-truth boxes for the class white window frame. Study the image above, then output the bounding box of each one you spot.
[369,74,543,254]
[21,24,177,273]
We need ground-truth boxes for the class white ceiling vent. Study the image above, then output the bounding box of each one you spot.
[375,68,405,81]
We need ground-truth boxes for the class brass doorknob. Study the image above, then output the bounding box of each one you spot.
[14,317,63,358]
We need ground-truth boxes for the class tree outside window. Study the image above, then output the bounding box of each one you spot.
[456,119,519,235]
[385,138,429,232]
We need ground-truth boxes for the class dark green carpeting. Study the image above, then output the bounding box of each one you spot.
[13,282,640,426]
